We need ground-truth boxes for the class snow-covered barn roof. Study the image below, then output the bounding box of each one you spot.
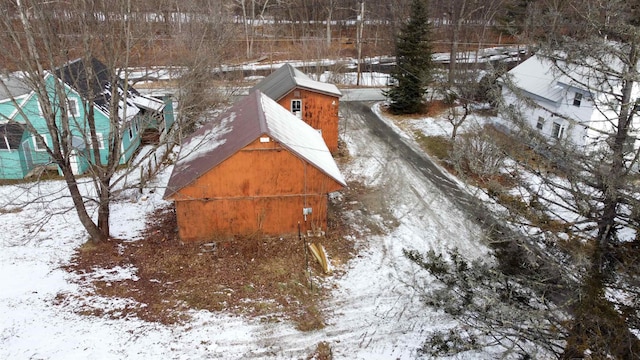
[250,63,342,101]
[163,90,346,199]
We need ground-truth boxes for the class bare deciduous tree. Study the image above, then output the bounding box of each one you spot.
[408,0,640,357]
[0,0,236,245]
[234,0,271,60]
[0,0,165,243]
[495,0,640,356]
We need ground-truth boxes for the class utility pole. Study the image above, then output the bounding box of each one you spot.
[356,0,365,86]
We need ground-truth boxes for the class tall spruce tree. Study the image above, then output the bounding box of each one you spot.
[385,0,433,114]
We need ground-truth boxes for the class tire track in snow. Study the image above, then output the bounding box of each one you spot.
[227,102,491,359]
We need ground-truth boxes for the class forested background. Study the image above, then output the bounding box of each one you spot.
[0,0,526,69]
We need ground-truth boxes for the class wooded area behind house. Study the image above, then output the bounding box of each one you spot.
[0,0,519,70]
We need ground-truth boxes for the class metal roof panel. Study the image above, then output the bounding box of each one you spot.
[163,90,345,199]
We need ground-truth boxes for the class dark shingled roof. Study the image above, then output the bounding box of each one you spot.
[54,57,140,118]
[163,90,345,199]
[250,63,342,101]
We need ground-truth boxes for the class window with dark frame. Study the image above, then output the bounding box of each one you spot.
[291,99,302,113]
[573,92,583,107]
[552,122,565,139]
[90,133,105,150]
[536,117,545,130]
[0,124,22,150]
[33,134,48,151]
[67,98,79,117]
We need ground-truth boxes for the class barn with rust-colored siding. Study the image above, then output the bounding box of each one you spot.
[163,90,346,242]
[251,64,341,153]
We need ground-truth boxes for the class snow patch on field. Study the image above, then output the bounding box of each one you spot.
[0,101,494,359]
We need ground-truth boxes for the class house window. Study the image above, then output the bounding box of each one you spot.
[0,124,22,150]
[291,99,302,114]
[128,125,134,140]
[536,117,545,130]
[33,134,49,151]
[552,122,565,139]
[90,133,105,150]
[573,92,583,107]
[67,98,80,117]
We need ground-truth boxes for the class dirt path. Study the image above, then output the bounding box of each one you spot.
[342,101,494,224]
[229,102,492,359]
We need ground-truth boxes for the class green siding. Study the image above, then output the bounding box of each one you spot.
[0,150,26,179]
[0,76,169,179]
[163,96,175,131]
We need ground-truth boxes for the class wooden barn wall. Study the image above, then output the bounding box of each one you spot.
[172,138,343,241]
[174,195,328,241]
[278,88,340,153]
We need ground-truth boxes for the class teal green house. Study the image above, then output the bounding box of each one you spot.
[0,58,174,180]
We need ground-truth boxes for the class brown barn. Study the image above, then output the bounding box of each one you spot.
[163,90,346,242]
[251,63,342,153]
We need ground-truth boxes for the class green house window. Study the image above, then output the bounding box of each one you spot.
[0,124,22,150]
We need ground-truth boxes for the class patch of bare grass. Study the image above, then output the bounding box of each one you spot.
[413,132,452,161]
[307,341,333,360]
[64,203,356,330]
[0,206,22,214]
[379,99,451,122]
[424,99,451,117]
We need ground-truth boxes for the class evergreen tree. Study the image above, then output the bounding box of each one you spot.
[384,0,433,115]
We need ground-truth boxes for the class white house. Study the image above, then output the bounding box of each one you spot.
[499,54,640,151]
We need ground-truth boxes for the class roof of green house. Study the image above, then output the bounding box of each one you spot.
[0,76,31,102]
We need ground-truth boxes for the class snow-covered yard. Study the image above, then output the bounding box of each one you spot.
[1,101,497,359]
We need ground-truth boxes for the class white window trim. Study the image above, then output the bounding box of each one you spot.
[291,99,302,119]
[90,133,105,150]
[552,122,565,139]
[573,92,583,107]
[33,134,49,152]
[291,99,302,113]
[37,98,80,117]
[67,98,80,117]
[536,117,545,130]
[0,136,10,151]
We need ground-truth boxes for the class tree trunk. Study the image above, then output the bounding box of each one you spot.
[448,18,461,85]
[97,176,111,240]
[562,42,640,359]
[326,6,332,48]
[61,163,107,242]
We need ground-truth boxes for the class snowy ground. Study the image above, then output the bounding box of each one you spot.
[0,101,497,359]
